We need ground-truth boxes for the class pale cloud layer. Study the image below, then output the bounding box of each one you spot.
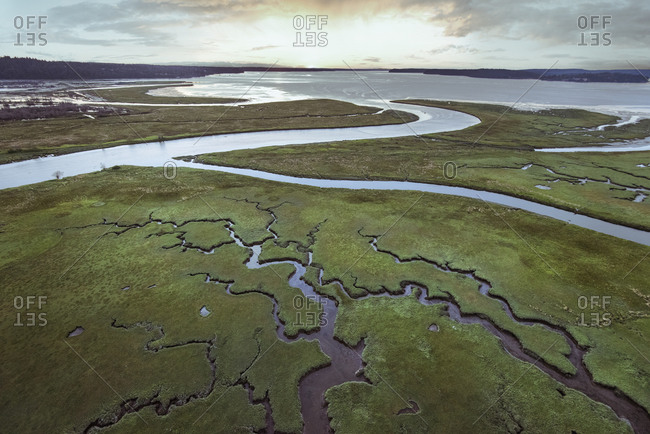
[1,0,647,68]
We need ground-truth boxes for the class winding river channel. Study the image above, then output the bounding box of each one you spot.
[1,99,649,246]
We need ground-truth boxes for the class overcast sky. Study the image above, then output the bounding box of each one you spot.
[1,0,647,69]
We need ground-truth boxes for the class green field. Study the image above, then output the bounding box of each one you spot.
[0,87,416,164]
[190,100,650,230]
[1,92,649,433]
[0,166,647,433]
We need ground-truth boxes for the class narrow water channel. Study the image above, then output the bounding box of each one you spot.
[177,160,650,247]
[2,101,648,246]
[213,221,649,434]
[223,223,369,433]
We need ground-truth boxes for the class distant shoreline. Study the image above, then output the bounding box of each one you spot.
[0,57,379,80]
[1,57,648,83]
[389,68,649,83]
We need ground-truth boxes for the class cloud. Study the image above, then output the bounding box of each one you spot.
[429,44,478,55]
[49,32,120,46]
[45,0,650,47]
[48,1,131,27]
[421,0,649,46]
[35,0,650,67]
[127,0,277,19]
[87,20,177,46]
[116,0,650,46]
[252,45,281,51]
[46,1,182,46]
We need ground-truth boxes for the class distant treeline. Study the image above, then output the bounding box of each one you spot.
[389,68,650,83]
[0,57,367,80]
[4,58,645,83]
[0,57,245,79]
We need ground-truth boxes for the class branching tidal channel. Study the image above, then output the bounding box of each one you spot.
[74,207,649,434]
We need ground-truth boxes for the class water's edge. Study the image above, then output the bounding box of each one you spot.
[175,160,650,247]
[2,99,647,246]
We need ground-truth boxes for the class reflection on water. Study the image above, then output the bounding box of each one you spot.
[2,73,649,246]
[0,103,477,190]
[168,71,650,118]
